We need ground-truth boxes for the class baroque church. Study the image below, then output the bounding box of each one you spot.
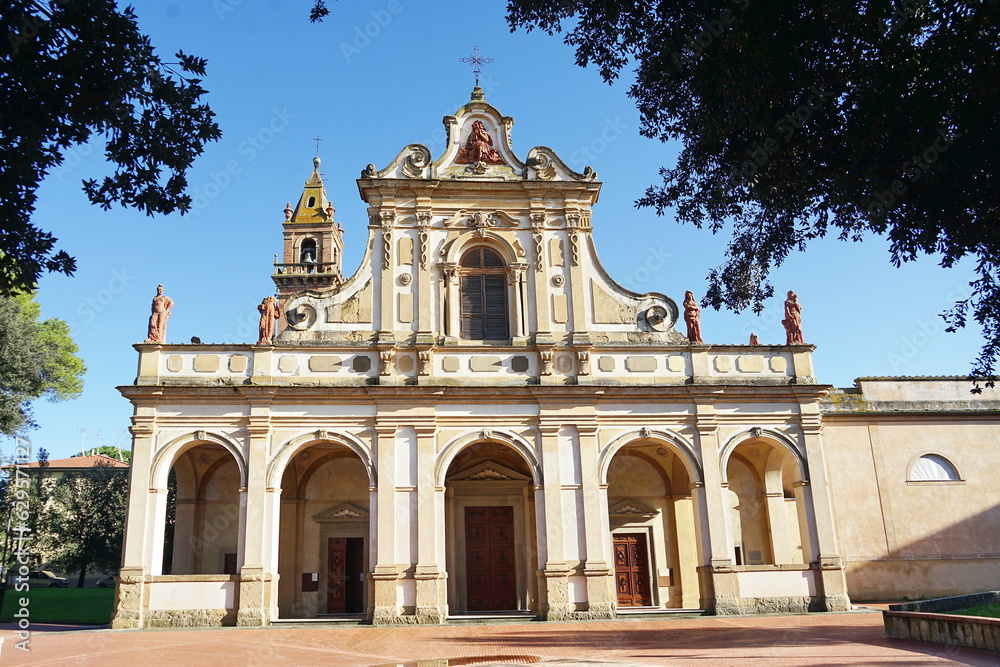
[112,88,1000,628]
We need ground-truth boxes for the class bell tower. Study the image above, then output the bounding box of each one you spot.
[272,156,345,299]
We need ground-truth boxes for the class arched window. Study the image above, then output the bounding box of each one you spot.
[908,454,961,481]
[460,247,509,340]
[300,239,317,264]
[307,196,316,208]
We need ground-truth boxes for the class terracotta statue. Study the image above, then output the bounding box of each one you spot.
[145,285,174,343]
[257,296,281,345]
[749,333,761,345]
[782,290,804,345]
[683,290,703,343]
[455,120,504,165]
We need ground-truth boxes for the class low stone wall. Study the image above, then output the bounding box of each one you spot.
[883,591,1000,653]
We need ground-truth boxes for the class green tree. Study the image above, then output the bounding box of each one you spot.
[1,0,222,294]
[73,445,131,464]
[42,460,128,587]
[504,0,1000,384]
[0,293,85,435]
[0,446,50,610]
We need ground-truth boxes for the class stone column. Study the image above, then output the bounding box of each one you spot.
[371,425,400,624]
[439,263,458,340]
[413,426,446,623]
[577,424,615,618]
[507,263,528,338]
[237,411,273,626]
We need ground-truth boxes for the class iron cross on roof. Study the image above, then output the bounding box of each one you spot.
[460,46,493,87]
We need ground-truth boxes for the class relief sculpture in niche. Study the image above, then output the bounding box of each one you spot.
[454,121,505,165]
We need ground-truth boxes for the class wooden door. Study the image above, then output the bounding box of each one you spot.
[465,506,517,611]
[614,533,653,607]
[345,537,364,613]
[327,538,348,613]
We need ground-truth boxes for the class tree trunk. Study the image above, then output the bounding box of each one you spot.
[76,561,87,588]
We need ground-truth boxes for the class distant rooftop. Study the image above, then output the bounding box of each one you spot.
[20,454,128,469]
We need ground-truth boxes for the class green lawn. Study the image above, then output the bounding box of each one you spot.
[0,587,115,624]
[944,603,1000,619]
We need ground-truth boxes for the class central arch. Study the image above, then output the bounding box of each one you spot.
[441,437,541,615]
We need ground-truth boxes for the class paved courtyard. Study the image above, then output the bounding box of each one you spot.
[2,609,995,666]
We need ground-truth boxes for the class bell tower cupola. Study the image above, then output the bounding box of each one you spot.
[272,156,345,298]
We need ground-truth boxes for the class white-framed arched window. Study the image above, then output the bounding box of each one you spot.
[907,453,962,483]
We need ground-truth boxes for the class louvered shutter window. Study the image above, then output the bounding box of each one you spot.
[459,248,509,340]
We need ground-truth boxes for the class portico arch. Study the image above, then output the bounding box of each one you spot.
[720,429,813,566]
[602,431,703,609]
[441,437,541,615]
[158,433,245,577]
[274,436,374,619]
[268,430,375,488]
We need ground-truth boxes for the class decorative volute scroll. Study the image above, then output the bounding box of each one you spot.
[526,146,598,182]
[364,143,433,179]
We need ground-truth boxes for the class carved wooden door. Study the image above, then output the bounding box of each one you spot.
[465,506,517,611]
[614,533,653,607]
[327,538,347,613]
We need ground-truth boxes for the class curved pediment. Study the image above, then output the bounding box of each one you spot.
[358,89,597,184]
[313,502,369,522]
[447,460,533,483]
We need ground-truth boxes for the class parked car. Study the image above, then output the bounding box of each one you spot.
[95,577,116,588]
[27,571,69,588]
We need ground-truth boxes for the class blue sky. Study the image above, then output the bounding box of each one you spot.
[6,0,983,461]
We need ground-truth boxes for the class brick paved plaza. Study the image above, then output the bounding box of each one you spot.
[3,609,996,666]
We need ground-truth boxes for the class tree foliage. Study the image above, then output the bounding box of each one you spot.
[73,445,131,464]
[42,460,128,587]
[1,0,222,294]
[0,293,85,435]
[507,0,1000,384]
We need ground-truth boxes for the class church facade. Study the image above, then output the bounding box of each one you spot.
[112,89,1000,628]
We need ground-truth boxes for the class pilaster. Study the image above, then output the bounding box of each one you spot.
[238,402,273,626]
[414,425,447,623]
[537,421,570,619]
[371,424,400,623]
